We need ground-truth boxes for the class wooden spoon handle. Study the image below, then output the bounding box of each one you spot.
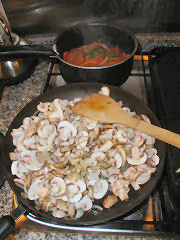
[125,116,180,148]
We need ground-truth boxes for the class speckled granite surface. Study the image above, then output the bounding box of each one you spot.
[0,33,180,240]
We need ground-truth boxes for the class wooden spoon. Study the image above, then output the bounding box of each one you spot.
[71,93,180,148]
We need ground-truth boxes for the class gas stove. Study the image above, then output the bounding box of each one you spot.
[12,49,180,237]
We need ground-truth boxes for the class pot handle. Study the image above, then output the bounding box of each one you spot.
[0,44,56,60]
[0,215,15,239]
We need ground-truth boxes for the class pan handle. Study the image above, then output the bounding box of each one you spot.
[0,216,15,239]
[0,204,26,239]
[0,44,56,60]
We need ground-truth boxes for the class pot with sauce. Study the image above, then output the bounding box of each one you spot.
[0,22,138,86]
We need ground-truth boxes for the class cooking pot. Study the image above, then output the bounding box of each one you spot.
[0,23,138,86]
[0,83,165,239]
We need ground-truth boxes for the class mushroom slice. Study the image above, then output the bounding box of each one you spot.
[83,118,98,130]
[123,167,140,182]
[112,179,130,201]
[141,133,155,145]
[11,161,28,179]
[116,130,128,144]
[145,148,157,158]
[98,140,113,152]
[52,209,66,218]
[38,124,54,139]
[111,152,122,169]
[48,109,64,122]
[28,179,49,200]
[87,179,96,188]
[93,179,108,199]
[130,135,145,147]
[37,102,50,112]
[147,154,160,167]
[57,199,68,212]
[117,147,127,167]
[103,195,118,209]
[14,178,25,189]
[91,151,106,162]
[131,182,140,191]
[76,180,86,193]
[75,195,92,211]
[135,172,151,185]
[136,163,156,174]
[50,177,66,196]
[9,152,22,161]
[58,121,77,141]
[141,114,151,123]
[67,180,86,203]
[67,172,81,182]
[127,146,147,166]
[69,193,82,203]
[39,196,57,212]
[31,150,45,168]
[99,86,110,96]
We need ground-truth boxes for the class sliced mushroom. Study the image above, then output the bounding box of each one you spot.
[76,180,87,193]
[117,147,127,167]
[10,152,22,161]
[52,209,66,218]
[131,182,140,191]
[28,179,49,200]
[98,140,113,152]
[127,146,147,165]
[39,196,57,212]
[75,195,93,211]
[38,124,54,139]
[58,121,77,140]
[37,102,50,112]
[103,195,118,208]
[135,172,151,185]
[50,177,66,196]
[145,148,157,158]
[69,193,82,203]
[99,86,110,96]
[93,179,108,199]
[147,154,160,167]
[130,135,145,147]
[141,133,155,145]
[116,130,128,144]
[11,161,28,179]
[111,152,122,169]
[91,151,106,162]
[123,166,141,181]
[141,114,151,123]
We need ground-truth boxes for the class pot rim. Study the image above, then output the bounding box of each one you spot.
[53,22,138,70]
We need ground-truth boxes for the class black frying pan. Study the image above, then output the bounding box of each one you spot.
[0,22,138,86]
[0,83,165,239]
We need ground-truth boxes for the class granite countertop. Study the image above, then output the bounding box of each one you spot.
[0,33,180,240]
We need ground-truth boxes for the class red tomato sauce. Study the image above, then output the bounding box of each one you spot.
[63,43,129,67]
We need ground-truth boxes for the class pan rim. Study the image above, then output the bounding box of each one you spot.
[4,82,166,226]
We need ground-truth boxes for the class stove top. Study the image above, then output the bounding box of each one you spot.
[12,49,180,237]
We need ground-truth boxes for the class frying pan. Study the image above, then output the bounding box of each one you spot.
[0,22,138,86]
[0,83,165,239]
